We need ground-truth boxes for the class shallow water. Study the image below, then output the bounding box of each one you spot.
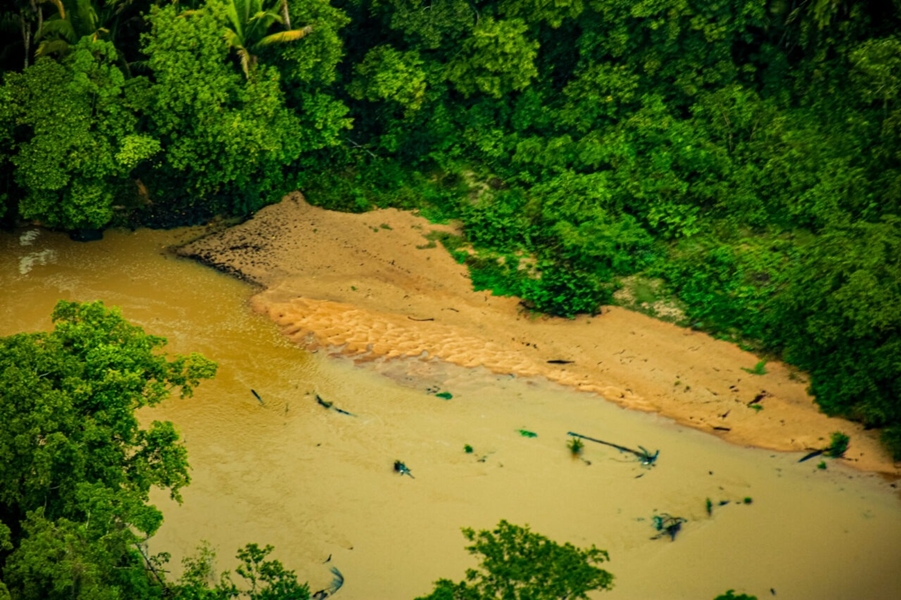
[2,227,900,600]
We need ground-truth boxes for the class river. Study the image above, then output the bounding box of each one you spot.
[2,226,900,599]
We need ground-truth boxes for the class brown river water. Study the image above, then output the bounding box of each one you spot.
[2,226,901,600]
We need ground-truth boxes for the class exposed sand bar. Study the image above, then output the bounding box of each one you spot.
[180,194,900,476]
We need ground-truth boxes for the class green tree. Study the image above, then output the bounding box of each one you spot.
[3,36,159,230]
[142,1,306,216]
[0,0,156,71]
[0,83,13,221]
[170,542,311,600]
[265,0,351,153]
[381,0,475,50]
[445,17,539,99]
[769,218,901,431]
[0,300,217,598]
[348,45,428,113]
[416,520,613,599]
[0,300,216,528]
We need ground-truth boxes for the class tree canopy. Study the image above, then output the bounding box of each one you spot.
[1,0,899,456]
[416,520,614,600]
[0,300,217,598]
[0,301,320,599]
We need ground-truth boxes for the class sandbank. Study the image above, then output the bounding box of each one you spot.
[179,194,900,476]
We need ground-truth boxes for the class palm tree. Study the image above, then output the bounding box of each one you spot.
[34,0,104,58]
[1,0,66,68]
[30,1,163,75]
[34,0,152,59]
[222,0,312,78]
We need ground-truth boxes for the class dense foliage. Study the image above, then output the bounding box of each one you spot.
[0,301,215,598]
[0,302,311,599]
[416,520,613,599]
[1,1,899,456]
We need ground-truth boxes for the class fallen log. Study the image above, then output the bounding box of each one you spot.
[567,432,659,465]
[798,448,826,463]
[251,389,264,406]
[316,394,355,417]
[651,514,686,541]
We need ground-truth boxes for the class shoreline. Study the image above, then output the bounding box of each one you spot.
[178,193,900,477]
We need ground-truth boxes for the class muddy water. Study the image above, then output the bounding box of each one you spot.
[2,227,901,600]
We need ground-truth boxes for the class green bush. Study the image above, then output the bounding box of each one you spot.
[519,264,610,318]
[416,520,613,600]
[826,432,850,458]
[881,426,901,461]
[715,591,757,600]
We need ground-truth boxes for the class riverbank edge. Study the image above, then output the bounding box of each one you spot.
[174,194,901,479]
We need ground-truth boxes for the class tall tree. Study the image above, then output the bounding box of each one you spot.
[0,300,217,599]
[142,1,308,216]
[3,36,160,230]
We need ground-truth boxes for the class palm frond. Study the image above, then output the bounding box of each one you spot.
[279,0,291,29]
[38,0,66,20]
[238,48,254,78]
[35,18,76,42]
[91,27,109,42]
[129,58,151,73]
[223,28,244,49]
[249,10,278,24]
[245,9,280,41]
[74,0,100,38]
[35,38,71,57]
[224,1,244,39]
[257,25,312,46]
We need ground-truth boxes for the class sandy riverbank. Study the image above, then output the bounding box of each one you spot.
[179,193,900,476]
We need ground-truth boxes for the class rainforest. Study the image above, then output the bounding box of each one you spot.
[1,1,900,598]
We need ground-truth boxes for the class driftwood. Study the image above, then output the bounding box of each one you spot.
[799,433,849,462]
[567,432,659,465]
[251,389,264,406]
[547,359,574,365]
[394,460,414,478]
[748,390,769,406]
[316,394,355,417]
[311,566,345,600]
[798,448,826,463]
[651,514,686,541]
